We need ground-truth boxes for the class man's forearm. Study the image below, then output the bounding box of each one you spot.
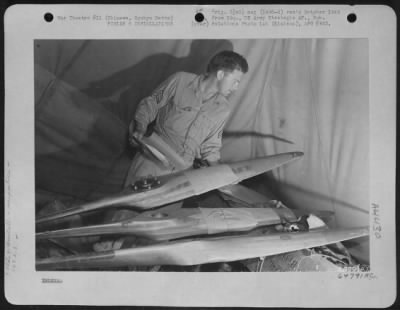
[134,97,158,133]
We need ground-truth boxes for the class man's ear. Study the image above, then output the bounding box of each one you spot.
[216,70,225,80]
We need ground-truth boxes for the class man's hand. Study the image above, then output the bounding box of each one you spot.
[128,120,146,148]
[193,158,209,169]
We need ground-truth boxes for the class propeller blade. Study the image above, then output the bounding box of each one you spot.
[36,226,368,270]
[36,152,303,225]
[36,207,298,241]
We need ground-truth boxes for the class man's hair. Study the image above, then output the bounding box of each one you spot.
[206,50,249,74]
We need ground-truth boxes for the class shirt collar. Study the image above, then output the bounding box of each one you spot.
[187,74,204,92]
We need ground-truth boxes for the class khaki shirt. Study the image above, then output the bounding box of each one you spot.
[134,72,230,165]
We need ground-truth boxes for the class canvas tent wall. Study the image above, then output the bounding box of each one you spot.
[34,39,369,262]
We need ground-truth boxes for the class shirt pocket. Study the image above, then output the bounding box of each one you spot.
[163,103,198,135]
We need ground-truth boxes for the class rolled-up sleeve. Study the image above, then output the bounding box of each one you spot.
[134,73,179,132]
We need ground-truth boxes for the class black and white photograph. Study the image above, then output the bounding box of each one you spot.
[34,38,370,272]
[4,4,396,307]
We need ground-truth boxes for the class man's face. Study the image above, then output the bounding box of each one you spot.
[217,69,244,97]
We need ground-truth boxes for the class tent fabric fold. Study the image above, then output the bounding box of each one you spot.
[35,64,131,200]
